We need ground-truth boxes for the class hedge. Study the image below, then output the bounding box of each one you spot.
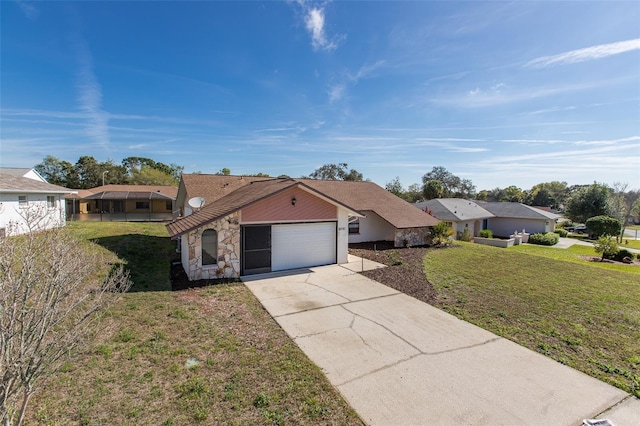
[528,232,560,246]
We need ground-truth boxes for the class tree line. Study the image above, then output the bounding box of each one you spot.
[33,157,640,231]
[35,155,184,188]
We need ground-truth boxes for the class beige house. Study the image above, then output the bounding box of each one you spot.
[66,184,177,222]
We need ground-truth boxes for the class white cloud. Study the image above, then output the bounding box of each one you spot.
[524,106,577,115]
[71,35,111,150]
[14,0,39,20]
[293,2,343,52]
[526,39,640,68]
[327,60,385,103]
[434,81,602,108]
[348,60,386,82]
[328,84,345,103]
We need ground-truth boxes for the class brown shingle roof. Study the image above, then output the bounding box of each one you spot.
[167,176,438,237]
[176,174,271,208]
[300,179,439,229]
[66,184,177,200]
[166,178,363,237]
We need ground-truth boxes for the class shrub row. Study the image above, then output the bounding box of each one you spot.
[529,232,560,246]
[554,229,569,237]
[479,229,493,238]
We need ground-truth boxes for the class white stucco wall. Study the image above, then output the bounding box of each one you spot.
[336,207,350,264]
[0,193,66,235]
[180,234,189,275]
[453,220,479,239]
[348,210,395,243]
[487,218,554,238]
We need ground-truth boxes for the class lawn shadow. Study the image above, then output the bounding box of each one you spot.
[92,234,177,292]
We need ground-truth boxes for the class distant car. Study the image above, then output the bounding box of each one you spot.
[573,225,587,234]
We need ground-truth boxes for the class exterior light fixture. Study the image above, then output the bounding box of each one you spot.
[291,196,297,206]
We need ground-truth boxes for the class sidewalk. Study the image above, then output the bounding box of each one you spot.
[554,237,640,254]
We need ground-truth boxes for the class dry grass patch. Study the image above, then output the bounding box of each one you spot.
[27,223,362,425]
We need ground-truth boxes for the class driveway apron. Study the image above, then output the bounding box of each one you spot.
[242,263,638,426]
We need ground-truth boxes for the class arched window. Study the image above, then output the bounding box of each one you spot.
[202,230,218,266]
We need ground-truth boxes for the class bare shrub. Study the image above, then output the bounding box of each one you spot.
[0,211,131,425]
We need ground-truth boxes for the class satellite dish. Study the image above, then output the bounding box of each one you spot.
[188,197,205,211]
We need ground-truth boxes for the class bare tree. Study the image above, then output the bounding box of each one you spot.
[608,182,640,242]
[0,207,131,425]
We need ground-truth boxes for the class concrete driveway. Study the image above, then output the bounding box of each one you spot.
[243,261,639,425]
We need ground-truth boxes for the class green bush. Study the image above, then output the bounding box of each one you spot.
[605,248,635,262]
[586,215,622,239]
[529,232,560,246]
[556,221,573,229]
[554,229,568,237]
[431,222,454,246]
[479,229,493,238]
[459,227,472,242]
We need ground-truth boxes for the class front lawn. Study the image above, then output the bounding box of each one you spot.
[424,242,640,397]
[512,244,640,275]
[28,222,362,425]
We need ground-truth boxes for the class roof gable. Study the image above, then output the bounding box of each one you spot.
[0,173,76,194]
[177,174,271,209]
[0,168,46,182]
[420,199,494,222]
[166,179,362,237]
[167,176,439,237]
[477,202,559,220]
[298,180,439,229]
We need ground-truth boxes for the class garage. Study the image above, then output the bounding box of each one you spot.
[271,222,337,272]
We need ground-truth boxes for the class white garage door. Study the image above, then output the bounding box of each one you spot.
[271,222,336,272]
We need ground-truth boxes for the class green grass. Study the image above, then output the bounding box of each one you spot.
[425,242,640,397]
[620,239,640,250]
[511,244,640,275]
[67,221,175,291]
[28,222,362,425]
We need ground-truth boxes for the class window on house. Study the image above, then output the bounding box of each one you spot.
[135,201,150,210]
[47,196,55,209]
[201,230,218,266]
[18,195,28,208]
[348,218,360,234]
[166,201,172,211]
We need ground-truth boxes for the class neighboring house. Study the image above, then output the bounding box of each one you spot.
[416,198,494,239]
[66,184,177,222]
[168,174,438,280]
[416,198,559,239]
[477,201,559,237]
[0,167,76,236]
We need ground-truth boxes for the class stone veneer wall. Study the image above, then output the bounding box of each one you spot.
[394,227,432,247]
[187,212,240,280]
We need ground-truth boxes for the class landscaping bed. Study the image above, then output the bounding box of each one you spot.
[348,242,438,304]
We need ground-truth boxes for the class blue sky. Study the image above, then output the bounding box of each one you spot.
[1,1,639,191]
